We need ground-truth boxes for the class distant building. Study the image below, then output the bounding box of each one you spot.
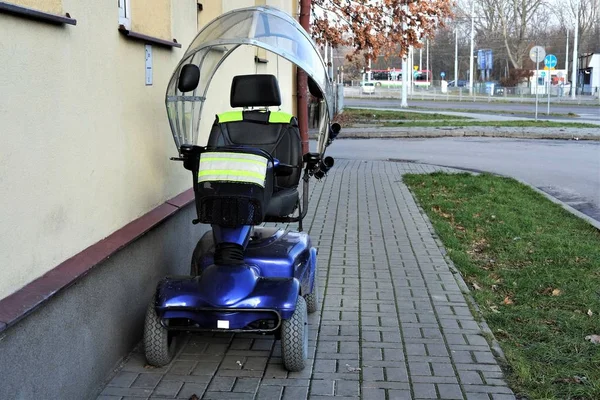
[528,69,570,96]
[578,53,600,96]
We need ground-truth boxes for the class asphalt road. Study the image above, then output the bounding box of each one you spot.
[326,137,600,222]
[345,98,600,122]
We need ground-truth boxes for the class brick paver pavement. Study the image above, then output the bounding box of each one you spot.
[97,160,515,400]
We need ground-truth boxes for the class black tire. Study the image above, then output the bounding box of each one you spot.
[190,234,214,276]
[144,296,176,367]
[304,265,319,314]
[281,296,308,372]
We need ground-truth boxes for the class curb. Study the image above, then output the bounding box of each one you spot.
[311,132,599,141]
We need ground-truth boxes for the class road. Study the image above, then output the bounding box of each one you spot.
[326,137,600,222]
[345,98,600,122]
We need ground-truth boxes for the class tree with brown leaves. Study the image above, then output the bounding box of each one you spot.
[311,0,454,61]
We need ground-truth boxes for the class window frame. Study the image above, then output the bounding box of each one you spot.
[118,0,131,30]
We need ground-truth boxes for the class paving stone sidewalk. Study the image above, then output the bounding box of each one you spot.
[97,160,515,400]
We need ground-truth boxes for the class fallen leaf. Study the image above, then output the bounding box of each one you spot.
[503,296,514,305]
[587,309,593,317]
[345,363,361,372]
[585,335,600,344]
[554,376,587,384]
[189,395,200,400]
[552,289,562,296]
[490,305,500,313]
[491,284,498,291]
[236,360,243,366]
[472,282,482,290]
[513,236,521,241]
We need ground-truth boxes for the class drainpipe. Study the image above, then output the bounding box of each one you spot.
[298,0,310,154]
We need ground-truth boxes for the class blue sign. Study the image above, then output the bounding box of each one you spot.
[477,49,494,70]
[440,72,446,78]
[485,50,493,70]
[540,71,546,77]
[544,54,557,68]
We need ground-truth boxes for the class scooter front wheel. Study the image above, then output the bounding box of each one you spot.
[144,296,176,367]
[280,296,308,371]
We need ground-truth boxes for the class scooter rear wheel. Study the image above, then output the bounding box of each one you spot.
[304,263,319,314]
[144,296,176,367]
[281,296,308,371]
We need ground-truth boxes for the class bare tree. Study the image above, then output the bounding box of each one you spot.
[556,0,600,54]
[492,0,550,68]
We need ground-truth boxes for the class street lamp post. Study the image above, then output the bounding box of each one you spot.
[454,27,458,82]
[570,0,579,99]
[469,1,475,96]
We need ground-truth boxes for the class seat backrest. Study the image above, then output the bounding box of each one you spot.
[207,75,302,189]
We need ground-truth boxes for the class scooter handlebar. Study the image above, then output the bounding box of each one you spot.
[313,156,334,179]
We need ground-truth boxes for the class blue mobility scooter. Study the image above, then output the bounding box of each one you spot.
[143,6,340,372]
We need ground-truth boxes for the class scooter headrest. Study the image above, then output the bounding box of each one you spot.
[230,74,282,108]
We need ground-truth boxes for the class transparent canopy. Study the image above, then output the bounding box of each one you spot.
[166,6,333,155]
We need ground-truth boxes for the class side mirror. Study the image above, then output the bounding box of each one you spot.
[329,122,341,140]
[178,64,200,92]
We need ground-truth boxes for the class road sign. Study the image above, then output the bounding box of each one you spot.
[440,72,446,78]
[414,65,419,71]
[544,54,557,69]
[529,46,546,63]
[541,71,546,77]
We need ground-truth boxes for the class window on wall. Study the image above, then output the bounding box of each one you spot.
[118,0,131,29]
[117,0,180,48]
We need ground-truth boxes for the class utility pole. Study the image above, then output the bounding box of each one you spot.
[565,29,569,79]
[401,2,409,107]
[469,0,475,95]
[419,48,422,70]
[571,0,579,100]
[426,39,429,73]
[454,27,458,82]
[329,44,334,81]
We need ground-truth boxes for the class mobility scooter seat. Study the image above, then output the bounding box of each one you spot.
[208,74,303,219]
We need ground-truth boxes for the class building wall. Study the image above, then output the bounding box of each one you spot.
[7,0,62,14]
[0,0,200,301]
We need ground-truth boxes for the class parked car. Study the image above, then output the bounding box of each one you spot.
[361,82,375,94]
[448,80,468,87]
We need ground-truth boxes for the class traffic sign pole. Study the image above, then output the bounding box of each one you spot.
[544,54,557,116]
[530,46,546,122]
[535,51,539,121]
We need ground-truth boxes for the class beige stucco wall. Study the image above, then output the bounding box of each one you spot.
[8,0,62,14]
[131,0,172,40]
[0,0,198,300]
[0,0,299,300]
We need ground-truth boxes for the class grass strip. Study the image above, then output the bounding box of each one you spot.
[409,107,580,118]
[383,120,598,128]
[403,172,600,400]
[338,108,469,122]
